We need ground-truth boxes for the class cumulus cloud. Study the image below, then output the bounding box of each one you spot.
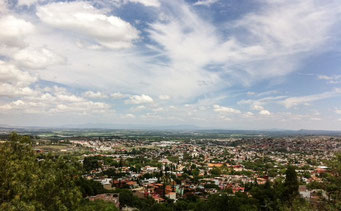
[0,86,112,114]
[0,61,36,86]
[243,112,254,117]
[111,92,126,99]
[126,94,154,104]
[131,105,146,112]
[259,110,271,116]
[0,61,37,97]
[36,1,139,49]
[50,101,110,113]
[13,47,65,69]
[0,84,36,98]
[1,0,341,129]
[125,113,135,118]
[213,105,241,114]
[83,91,108,99]
[251,104,264,111]
[0,15,34,48]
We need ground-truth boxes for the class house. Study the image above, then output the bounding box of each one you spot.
[95,178,113,190]
[126,181,138,188]
[142,177,158,184]
[166,192,177,200]
[152,194,165,203]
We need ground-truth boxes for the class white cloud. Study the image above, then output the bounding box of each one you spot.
[228,0,341,82]
[213,104,241,114]
[125,113,135,118]
[243,111,254,117]
[36,1,139,49]
[318,75,341,84]
[0,15,34,48]
[21,0,341,105]
[0,15,65,73]
[281,89,341,108]
[131,105,146,112]
[17,0,40,7]
[127,0,160,7]
[0,61,36,86]
[251,104,264,111]
[335,109,341,115]
[83,91,108,99]
[0,0,8,13]
[238,0,338,52]
[159,95,170,100]
[153,107,163,112]
[254,90,279,97]
[56,94,84,103]
[0,86,113,114]
[126,94,154,104]
[145,0,341,99]
[194,0,218,7]
[259,110,271,116]
[0,84,36,97]
[0,61,38,97]
[238,95,285,114]
[1,0,341,129]
[111,92,126,99]
[49,101,111,114]
[13,47,65,69]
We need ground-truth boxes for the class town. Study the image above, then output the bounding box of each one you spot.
[20,130,340,210]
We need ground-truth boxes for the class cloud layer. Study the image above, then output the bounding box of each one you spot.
[0,0,341,129]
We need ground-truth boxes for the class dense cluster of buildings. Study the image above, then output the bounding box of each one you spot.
[61,136,341,206]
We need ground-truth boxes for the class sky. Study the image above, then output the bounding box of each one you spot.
[1,0,341,130]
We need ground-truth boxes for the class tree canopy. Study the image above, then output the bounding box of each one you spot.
[0,133,117,211]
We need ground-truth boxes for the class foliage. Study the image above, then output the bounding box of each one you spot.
[83,156,101,172]
[210,167,221,177]
[0,133,120,210]
[0,133,82,210]
[76,178,106,197]
[321,153,341,210]
[77,200,119,211]
[282,165,299,203]
[2,133,341,211]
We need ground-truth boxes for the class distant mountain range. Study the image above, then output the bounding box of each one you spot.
[1,123,341,136]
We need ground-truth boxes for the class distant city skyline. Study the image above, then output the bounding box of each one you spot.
[1,0,341,130]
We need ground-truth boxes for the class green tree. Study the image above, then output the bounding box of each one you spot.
[283,165,299,204]
[83,157,100,172]
[0,133,82,211]
[322,153,341,210]
[76,178,106,197]
[77,200,119,211]
[210,167,221,177]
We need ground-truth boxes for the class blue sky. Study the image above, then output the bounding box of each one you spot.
[1,0,341,129]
